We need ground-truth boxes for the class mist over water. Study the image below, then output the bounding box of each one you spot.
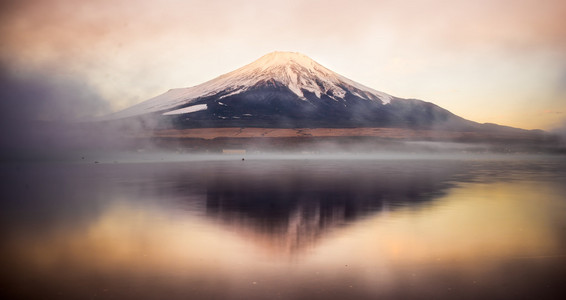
[1,156,565,299]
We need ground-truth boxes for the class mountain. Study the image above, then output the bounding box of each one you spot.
[110,51,485,129]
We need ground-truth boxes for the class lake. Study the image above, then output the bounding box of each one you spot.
[1,154,565,299]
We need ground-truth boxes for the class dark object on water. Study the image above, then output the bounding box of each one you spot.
[242,158,245,161]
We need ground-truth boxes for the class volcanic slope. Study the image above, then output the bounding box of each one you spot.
[110,52,482,129]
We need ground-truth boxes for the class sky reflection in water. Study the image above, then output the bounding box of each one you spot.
[1,156,565,299]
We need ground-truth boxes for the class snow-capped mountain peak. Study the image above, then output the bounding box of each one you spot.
[247,51,323,72]
[223,51,345,99]
[111,51,393,119]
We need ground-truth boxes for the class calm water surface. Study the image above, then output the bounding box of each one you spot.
[1,155,565,299]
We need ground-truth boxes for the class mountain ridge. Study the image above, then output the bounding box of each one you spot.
[110,51,394,120]
[107,52,529,134]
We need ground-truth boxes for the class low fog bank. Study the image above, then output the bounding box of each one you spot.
[43,136,565,165]
[2,116,565,162]
[551,120,566,141]
[51,148,566,168]
[141,134,565,155]
[0,63,152,161]
[0,120,149,161]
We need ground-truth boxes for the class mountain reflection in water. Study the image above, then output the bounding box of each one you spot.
[1,156,565,300]
[203,160,463,255]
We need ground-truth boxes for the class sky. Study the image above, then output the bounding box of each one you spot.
[1,0,565,130]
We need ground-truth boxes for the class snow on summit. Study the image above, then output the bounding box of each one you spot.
[110,51,393,119]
